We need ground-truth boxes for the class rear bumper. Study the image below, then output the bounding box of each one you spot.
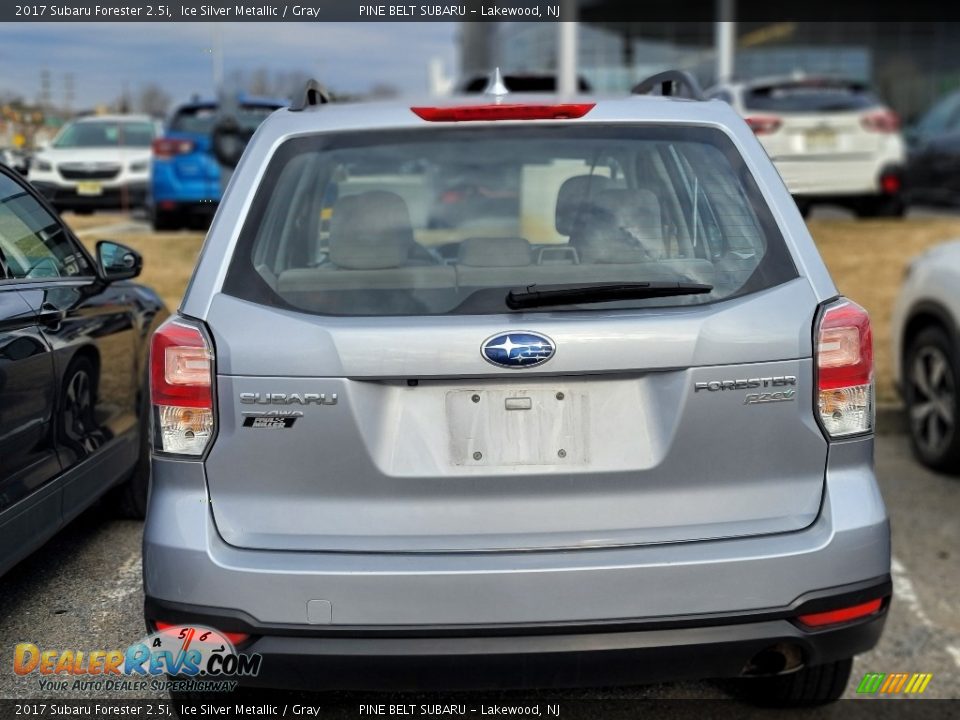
[145,586,889,691]
[144,439,890,626]
[776,156,902,197]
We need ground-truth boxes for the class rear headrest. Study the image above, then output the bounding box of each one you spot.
[593,189,662,241]
[458,237,531,267]
[555,174,612,236]
[577,189,664,264]
[329,191,414,270]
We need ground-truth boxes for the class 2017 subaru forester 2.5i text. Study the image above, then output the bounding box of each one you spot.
[143,76,891,705]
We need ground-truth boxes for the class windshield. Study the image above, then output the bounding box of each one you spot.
[170,105,279,135]
[744,81,879,113]
[53,120,155,148]
[225,125,795,316]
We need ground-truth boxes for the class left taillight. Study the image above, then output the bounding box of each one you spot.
[815,299,874,438]
[150,318,214,456]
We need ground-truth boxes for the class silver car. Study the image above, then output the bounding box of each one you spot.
[143,79,890,704]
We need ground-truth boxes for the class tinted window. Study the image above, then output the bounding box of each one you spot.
[744,81,879,113]
[225,126,795,316]
[170,105,279,135]
[0,173,90,279]
[53,120,156,148]
[914,92,960,136]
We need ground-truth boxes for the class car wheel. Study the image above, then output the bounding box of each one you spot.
[905,326,960,474]
[733,658,852,706]
[59,357,105,458]
[108,380,151,518]
[152,208,181,231]
[856,196,905,218]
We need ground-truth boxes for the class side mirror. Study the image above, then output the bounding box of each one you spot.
[96,240,142,281]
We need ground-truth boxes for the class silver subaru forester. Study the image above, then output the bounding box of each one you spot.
[143,75,890,705]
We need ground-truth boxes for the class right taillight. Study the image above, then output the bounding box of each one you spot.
[746,115,782,135]
[860,109,900,134]
[150,318,214,456]
[815,299,874,438]
[151,137,194,160]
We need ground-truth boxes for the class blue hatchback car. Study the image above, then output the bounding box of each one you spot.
[149,96,285,230]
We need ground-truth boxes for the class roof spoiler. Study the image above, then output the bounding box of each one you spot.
[290,79,331,111]
[631,71,705,101]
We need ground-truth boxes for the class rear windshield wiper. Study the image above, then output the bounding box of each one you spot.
[505,282,713,310]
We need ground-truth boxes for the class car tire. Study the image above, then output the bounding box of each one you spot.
[73,208,94,216]
[152,208,181,231]
[904,325,960,474]
[856,196,905,218]
[58,357,105,458]
[795,199,811,218]
[733,658,853,706]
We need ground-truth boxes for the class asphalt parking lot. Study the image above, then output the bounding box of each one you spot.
[0,434,956,705]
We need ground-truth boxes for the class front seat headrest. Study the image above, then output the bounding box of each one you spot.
[329,191,414,270]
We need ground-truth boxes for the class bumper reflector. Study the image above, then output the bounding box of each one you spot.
[154,620,249,646]
[797,598,883,628]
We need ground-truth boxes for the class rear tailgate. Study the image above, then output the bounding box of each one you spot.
[203,281,826,553]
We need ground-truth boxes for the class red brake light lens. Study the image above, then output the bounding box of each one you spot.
[745,115,782,135]
[861,110,900,134]
[797,598,883,628]
[151,138,194,159]
[411,103,596,122]
[150,319,214,456]
[816,299,874,437]
[881,172,901,195]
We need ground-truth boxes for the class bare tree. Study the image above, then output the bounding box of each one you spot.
[137,82,172,118]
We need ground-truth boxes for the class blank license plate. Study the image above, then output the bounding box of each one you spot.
[75,182,103,196]
[805,129,837,152]
[445,388,587,467]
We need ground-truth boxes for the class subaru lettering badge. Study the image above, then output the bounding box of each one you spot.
[481,332,555,369]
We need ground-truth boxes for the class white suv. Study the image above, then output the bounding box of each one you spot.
[708,76,905,217]
[28,114,159,213]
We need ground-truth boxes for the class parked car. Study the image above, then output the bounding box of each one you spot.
[0,147,29,175]
[27,115,160,213]
[143,77,890,705]
[0,164,168,576]
[148,96,285,230]
[707,76,905,217]
[892,241,960,473]
[902,90,960,207]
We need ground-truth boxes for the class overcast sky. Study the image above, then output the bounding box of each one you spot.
[0,22,458,107]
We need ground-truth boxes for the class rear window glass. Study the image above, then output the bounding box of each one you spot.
[224,125,796,316]
[744,82,879,113]
[169,105,279,135]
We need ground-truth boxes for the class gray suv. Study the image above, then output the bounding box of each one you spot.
[143,80,890,704]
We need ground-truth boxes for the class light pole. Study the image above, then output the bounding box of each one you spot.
[716,0,736,84]
[557,0,578,95]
